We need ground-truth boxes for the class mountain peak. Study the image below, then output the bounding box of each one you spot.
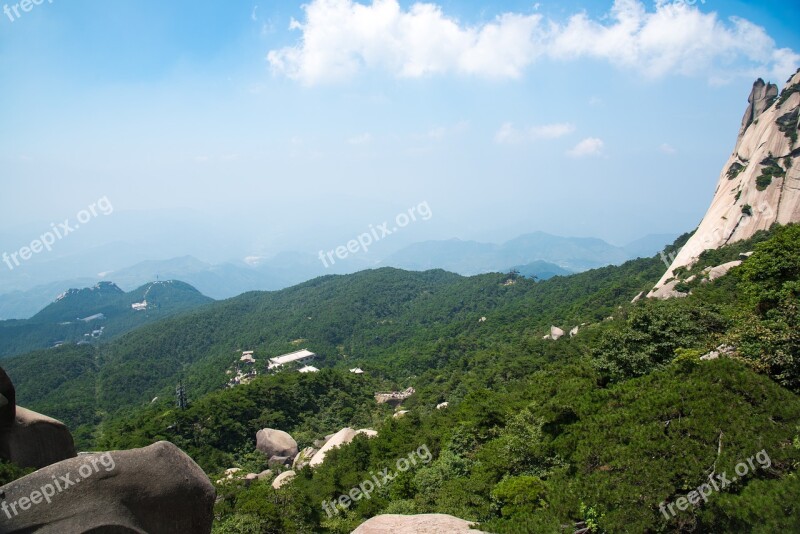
[650,71,800,298]
[738,77,779,141]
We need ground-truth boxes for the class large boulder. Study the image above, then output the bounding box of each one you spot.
[271,470,296,490]
[0,367,15,427]
[352,514,476,533]
[707,260,743,281]
[256,428,298,459]
[268,455,292,468]
[309,428,357,467]
[0,441,215,533]
[0,406,76,469]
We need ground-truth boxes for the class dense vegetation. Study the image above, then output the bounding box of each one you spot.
[0,280,213,358]
[2,224,799,532]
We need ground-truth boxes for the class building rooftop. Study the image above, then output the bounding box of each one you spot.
[268,349,316,369]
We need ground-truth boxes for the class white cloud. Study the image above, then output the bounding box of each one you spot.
[426,126,447,140]
[267,0,799,86]
[268,0,544,84]
[413,121,469,141]
[495,122,575,144]
[567,137,604,158]
[659,142,677,154]
[347,133,373,145]
[251,5,258,22]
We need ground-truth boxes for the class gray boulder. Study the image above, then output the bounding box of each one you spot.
[0,367,15,427]
[268,455,292,467]
[0,406,76,469]
[256,428,298,459]
[0,441,215,533]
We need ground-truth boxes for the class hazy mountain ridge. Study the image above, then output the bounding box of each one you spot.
[0,279,213,358]
[0,231,676,320]
[382,231,675,274]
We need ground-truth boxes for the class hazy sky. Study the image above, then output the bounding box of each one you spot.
[1,0,798,262]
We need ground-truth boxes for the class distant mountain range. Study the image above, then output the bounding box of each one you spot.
[0,231,677,320]
[0,280,212,358]
[381,232,676,274]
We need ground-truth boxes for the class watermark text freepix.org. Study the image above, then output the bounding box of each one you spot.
[659,448,770,520]
[2,196,114,271]
[321,444,432,517]
[1,452,116,519]
[318,201,432,268]
[3,0,53,23]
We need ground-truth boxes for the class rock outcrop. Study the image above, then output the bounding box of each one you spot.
[706,260,743,281]
[0,441,215,533]
[272,470,296,489]
[739,78,779,138]
[0,406,76,469]
[256,428,299,459]
[0,367,15,427]
[308,428,377,468]
[543,326,565,340]
[375,387,415,405]
[650,70,800,298]
[293,446,317,469]
[310,428,357,467]
[352,513,477,533]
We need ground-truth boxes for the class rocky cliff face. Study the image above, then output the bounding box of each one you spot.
[649,69,800,298]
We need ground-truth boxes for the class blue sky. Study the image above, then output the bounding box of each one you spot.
[1,0,798,262]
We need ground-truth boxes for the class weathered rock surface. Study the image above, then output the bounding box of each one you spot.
[310,428,357,467]
[293,446,317,469]
[272,470,296,489]
[739,78,779,137]
[0,441,215,534]
[352,513,477,533]
[256,428,298,459]
[707,260,743,281]
[0,406,76,469]
[0,367,15,427]
[268,455,292,467]
[569,326,579,337]
[650,71,800,298]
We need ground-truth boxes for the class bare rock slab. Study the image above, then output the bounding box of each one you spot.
[352,513,478,533]
[0,406,76,469]
[0,441,215,534]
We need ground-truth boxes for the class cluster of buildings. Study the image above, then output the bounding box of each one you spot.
[226,351,259,387]
[227,348,326,387]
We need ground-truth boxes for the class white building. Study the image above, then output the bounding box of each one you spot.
[298,365,319,373]
[268,349,316,370]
